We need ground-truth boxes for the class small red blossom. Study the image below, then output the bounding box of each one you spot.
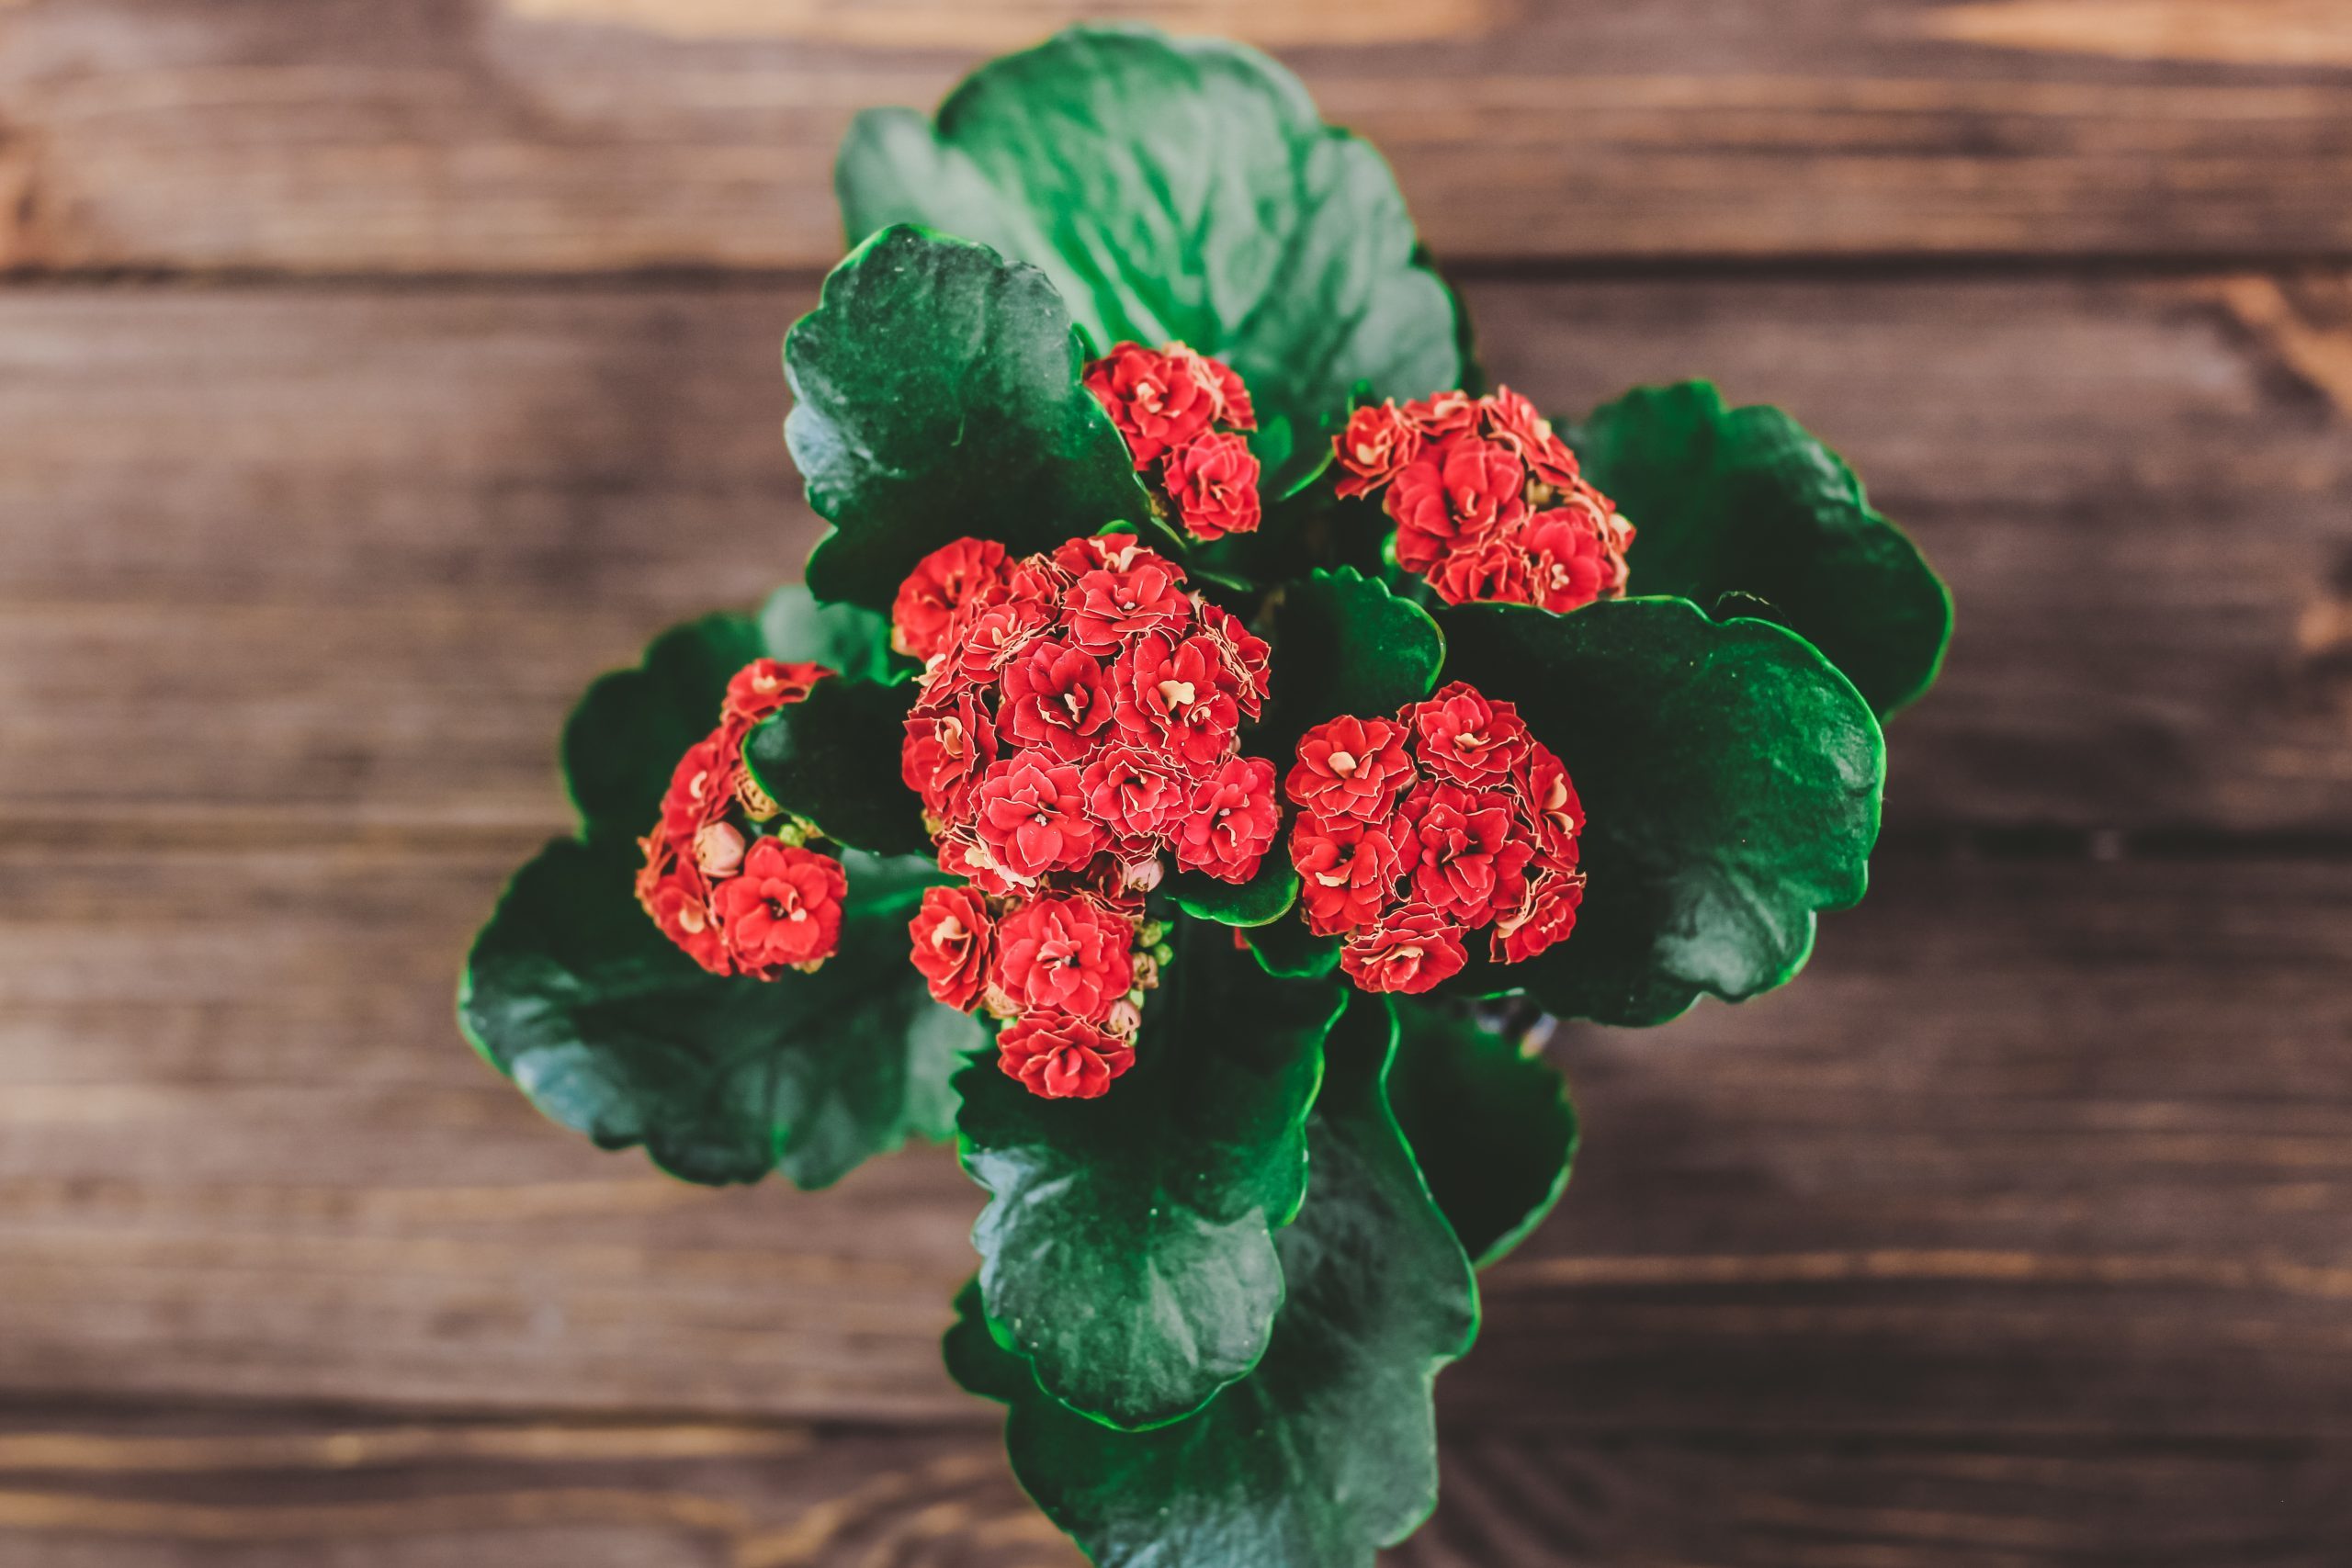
[1189,349,1257,432]
[1193,601,1272,718]
[1115,632,1241,769]
[1080,743,1193,842]
[1399,781,1531,925]
[724,659,827,726]
[1480,388,1580,491]
[1494,866,1585,963]
[1291,812,1413,936]
[997,1013,1136,1100]
[991,895,1136,1024]
[901,694,999,821]
[928,595,1056,707]
[1516,744,1584,865]
[660,731,737,841]
[715,840,845,975]
[1333,401,1423,500]
[1084,342,1220,468]
[893,537,1010,662]
[908,885,994,1011]
[1386,434,1528,573]
[1340,903,1467,994]
[1000,638,1117,761]
[1409,682,1531,786]
[1425,538,1527,608]
[1173,756,1281,883]
[973,754,1102,884]
[1285,715,1414,823]
[1402,390,1480,437]
[1064,555,1192,652]
[637,860,730,976]
[1162,430,1261,541]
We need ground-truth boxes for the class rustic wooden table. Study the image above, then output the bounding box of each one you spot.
[4,2,2349,1563]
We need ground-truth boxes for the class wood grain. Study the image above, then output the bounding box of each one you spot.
[5,0,2352,274]
[6,272,2349,838]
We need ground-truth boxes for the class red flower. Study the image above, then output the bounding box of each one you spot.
[1290,812,1413,936]
[925,596,1054,707]
[1402,390,1480,437]
[1340,903,1467,994]
[1115,632,1240,770]
[1184,346,1257,432]
[1285,715,1414,823]
[991,895,1136,1023]
[1193,601,1272,718]
[1515,742,1584,867]
[637,860,730,976]
[901,694,999,820]
[659,730,737,841]
[909,884,995,1010]
[714,840,846,975]
[936,820,1022,899]
[1494,866,1585,964]
[1480,388,1579,491]
[1065,555,1191,653]
[723,659,826,726]
[1332,401,1423,500]
[1084,342,1218,468]
[996,1013,1136,1100]
[1408,681,1531,786]
[1000,638,1116,761]
[1052,532,1151,578]
[1080,743,1192,842]
[893,537,1010,662]
[1399,781,1531,924]
[1519,506,1616,614]
[1162,431,1262,541]
[1425,538,1529,608]
[973,754,1102,884]
[1385,434,1528,573]
[1173,756,1281,883]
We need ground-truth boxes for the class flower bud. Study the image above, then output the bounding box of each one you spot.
[693,820,746,878]
[1130,951,1160,990]
[1137,920,1169,947]
[736,773,781,821]
[1105,998,1143,1039]
[1121,856,1164,894]
[1150,942,1175,967]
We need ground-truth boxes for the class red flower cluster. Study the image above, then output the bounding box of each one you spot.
[1285,681,1586,995]
[1333,387,1636,612]
[635,659,849,979]
[897,533,1280,1099]
[1085,342,1262,542]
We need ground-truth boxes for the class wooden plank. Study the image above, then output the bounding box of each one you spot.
[5,273,2350,835]
[0,1407,2341,1568]
[6,0,2352,273]
[5,840,2349,1452]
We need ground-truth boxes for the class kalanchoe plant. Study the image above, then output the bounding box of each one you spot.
[460,23,1951,1568]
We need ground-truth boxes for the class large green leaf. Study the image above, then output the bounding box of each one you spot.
[461,842,979,1188]
[741,678,931,858]
[838,25,1464,495]
[1387,999,1577,1269]
[1570,381,1951,718]
[947,993,1478,1566]
[756,582,904,685]
[1438,597,1883,1026]
[786,224,1152,610]
[955,924,1343,1429]
[1259,566,1443,760]
[1168,855,1301,928]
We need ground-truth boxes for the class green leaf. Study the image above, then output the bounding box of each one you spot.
[1569,381,1952,718]
[756,582,904,684]
[786,224,1153,610]
[837,25,1464,496]
[1246,916,1340,980]
[741,679,931,858]
[1261,567,1443,760]
[954,924,1343,1428]
[1438,597,1883,1026]
[1387,999,1577,1269]
[461,841,980,1189]
[561,613,764,849]
[1169,856,1301,928]
[947,993,1478,1566]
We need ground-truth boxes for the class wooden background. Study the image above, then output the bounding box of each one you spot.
[4,0,2350,1562]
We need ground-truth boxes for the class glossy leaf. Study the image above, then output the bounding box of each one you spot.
[742,679,931,858]
[947,993,1478,1566]
[1570,381,1952,717]
[1246,915,1340,980]
[756,583,904,685]
[786,223,1152,610]
[1387,999,1577,1269]
[1169,854,1301,928]
[462,842,979,1189]
[955,925,1343,1428]
[1439,597,1883,1026]
[561,613,765,849]
[837,25,1464,495]
[1260,566,1443,760]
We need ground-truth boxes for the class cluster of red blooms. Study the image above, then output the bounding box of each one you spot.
[1332,387,1635,612]
[1287,681,1586,996]
[895,532,1279,1100]
[636,660,850,979]
[1083,341,1261,542]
